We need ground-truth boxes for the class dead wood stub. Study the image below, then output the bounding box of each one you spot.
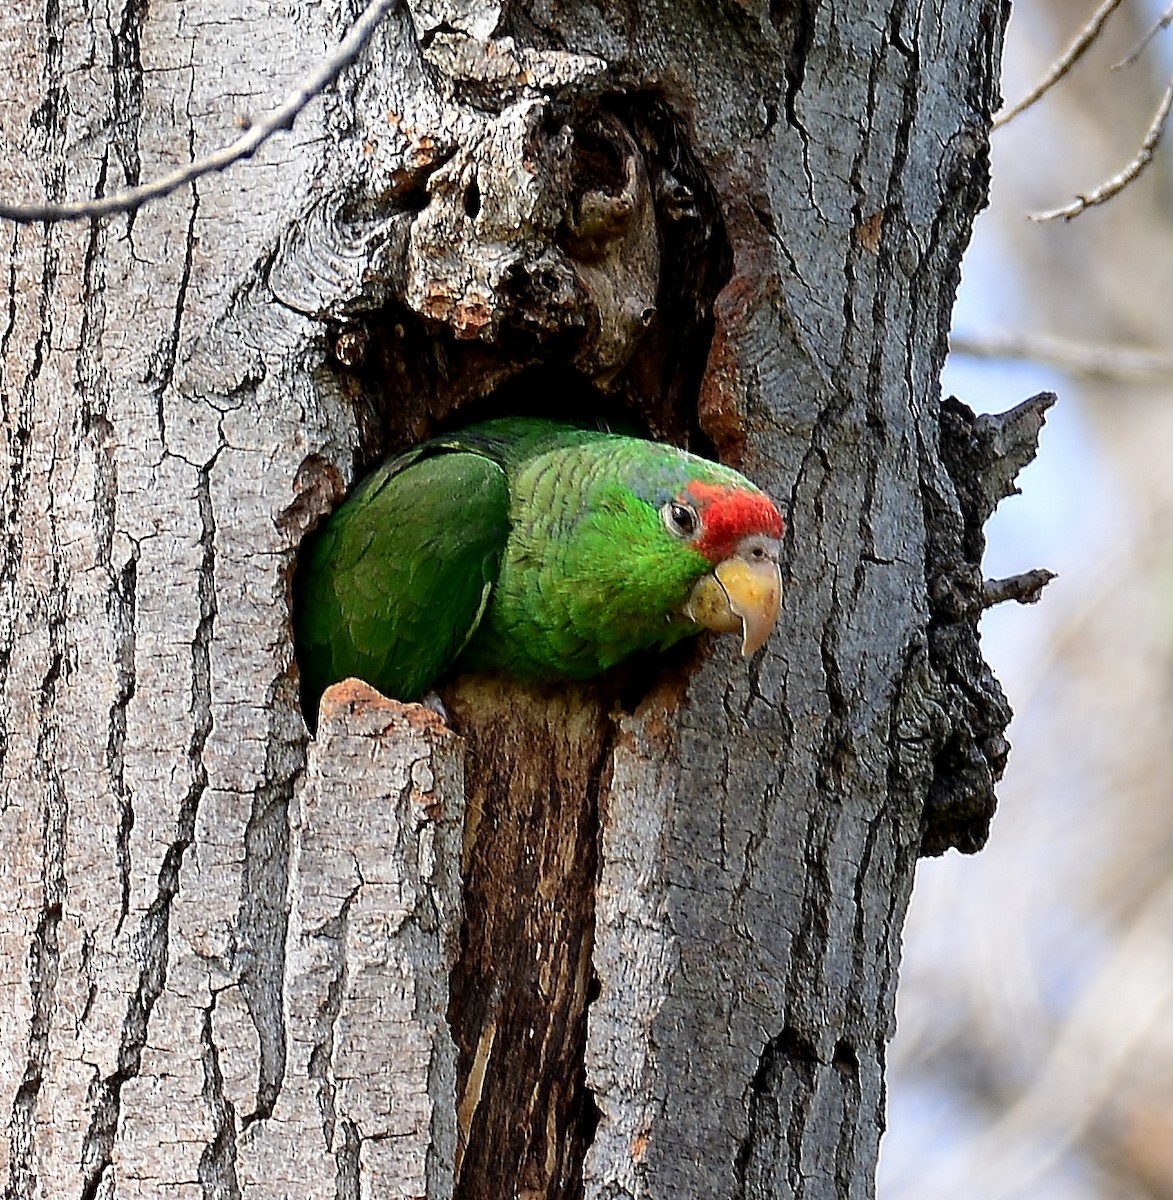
[919,392,1053,855]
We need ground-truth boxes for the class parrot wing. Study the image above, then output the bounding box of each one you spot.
[294,445,510,721]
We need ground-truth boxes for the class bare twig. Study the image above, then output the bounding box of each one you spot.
[1030,76,1173,221]
[993,0,1128,130]
[0,0,403,224]
[951,330,1173,380]
[1116,2,1173,68]
[982,570,1055,609]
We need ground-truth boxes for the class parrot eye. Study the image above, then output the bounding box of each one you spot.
[662,501,699,539]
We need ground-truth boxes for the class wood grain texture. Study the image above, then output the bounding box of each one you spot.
[444,680,611,1200]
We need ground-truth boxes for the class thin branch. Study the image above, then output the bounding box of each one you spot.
[950,330,1173,380]
[993,0,1128,130]
[1030,76,1173,221]
[981,570,1055,609]
[0,0,403,224]
[1116,1,1173,68]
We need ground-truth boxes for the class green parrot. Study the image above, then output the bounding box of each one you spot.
[293,418,784,721]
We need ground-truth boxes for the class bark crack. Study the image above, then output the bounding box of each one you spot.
[0,225,17,363]
[769,0,817,195]
[0,223,59,787]
[110,0,148,194]
[198,994,243,1199]
[71,153,142,939]
[305,881,361,1197]
[733,1027,818,1200]
[79,459,218,1199]
[333,1119,362,1200]
[5,627,68,1200]
[3,186,67,1199]
[110,541,139,934]
[146,61,200,444]
[237,717,297,1125]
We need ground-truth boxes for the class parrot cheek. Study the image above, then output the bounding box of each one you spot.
[683,558,782,656]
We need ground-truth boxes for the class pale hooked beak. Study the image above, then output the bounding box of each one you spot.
[682,537,782,657]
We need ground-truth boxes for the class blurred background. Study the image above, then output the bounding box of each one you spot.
[879,2,1173,1197]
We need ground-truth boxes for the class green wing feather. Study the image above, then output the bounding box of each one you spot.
[293,445,509,720]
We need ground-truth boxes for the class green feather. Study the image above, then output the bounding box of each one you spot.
[293,418,772,720]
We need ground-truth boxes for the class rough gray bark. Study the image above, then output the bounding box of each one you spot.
[0,1,1033,1198]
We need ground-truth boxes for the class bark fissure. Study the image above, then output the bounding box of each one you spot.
[238,755,294,1125]
[733,1027,818,1200]
[305,882,361,1187]
[333,1119,362,1200]
[79,459,218,1198]
[5,622,68,1200]
[110,0,148,192]
[30,0,65,193]
[2,202,67,1198]
[5,904,61,1200]
[147,75,200,444]
[830,1037,863,1197]
[75,156,111,437]
[73,157,142,937]
[110,542,139,934]
[199,996,243,1200]
[0,232,57,784]
[0,226,18,363]
[769,0,817,194]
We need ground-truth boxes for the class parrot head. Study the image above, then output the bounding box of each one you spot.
[659,478,784,657]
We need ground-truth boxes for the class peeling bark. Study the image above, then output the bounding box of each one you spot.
[0,0,1038,1198]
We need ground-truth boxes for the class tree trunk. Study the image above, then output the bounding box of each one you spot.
[0,1,1030,1197]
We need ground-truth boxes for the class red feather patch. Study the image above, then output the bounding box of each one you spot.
[685,480,784,562]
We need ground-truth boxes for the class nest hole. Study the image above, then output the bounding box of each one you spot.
[326,93,732,473]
